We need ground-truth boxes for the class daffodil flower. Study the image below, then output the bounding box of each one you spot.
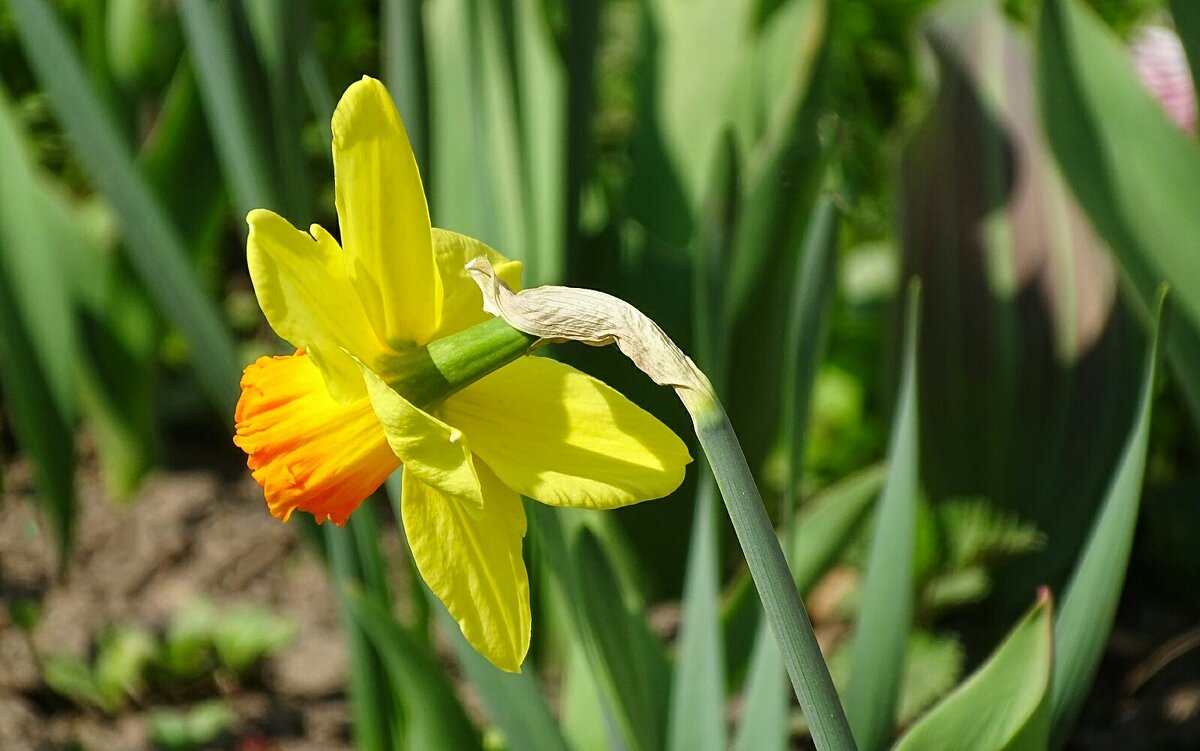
[233,77,691,672]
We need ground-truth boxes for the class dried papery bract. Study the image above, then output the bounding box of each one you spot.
[465,257,716,415]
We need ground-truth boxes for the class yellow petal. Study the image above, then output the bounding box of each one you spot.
[441,357,692,509]
[246,209,382,401]
[233,351,399,525]
[401,461,530,672]
[357,359,484,512]
[333,76,440,345]
[429,229,524,339]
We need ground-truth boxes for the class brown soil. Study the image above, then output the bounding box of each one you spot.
[1066,579,1200,751]
[0,457,351,751]
[2,449,1198,751]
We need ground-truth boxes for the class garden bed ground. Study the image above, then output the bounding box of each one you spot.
[0,448,1198,750]
[0,449,353,751]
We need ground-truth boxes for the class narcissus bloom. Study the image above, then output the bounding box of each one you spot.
[233,77,690,671]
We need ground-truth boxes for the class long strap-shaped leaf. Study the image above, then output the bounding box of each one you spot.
[733,191,841,751]
[667,476,726,751]
[1038,0,1200,325]
[242,0,314,220]
[381,0,430,174]
[0,80,81,556]
[1049,288,1167,746]
[532,504,671,751]
[8,0,239,415]
[178,0,280,218]
[846,281,922,751]
[439,596,572,751]
[327,521,400,751]
[349,591,486,751]
[1037,0,1200,427]
[667,125,740,751]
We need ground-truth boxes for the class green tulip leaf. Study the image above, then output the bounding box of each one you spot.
[893,592,1053,751]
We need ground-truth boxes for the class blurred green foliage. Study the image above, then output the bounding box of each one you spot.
[148,700,235,751]
[39,601,295,715]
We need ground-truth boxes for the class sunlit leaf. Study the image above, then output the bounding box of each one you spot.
[41,653,105,712]
[723,7,830,478]
[892,593,1053,751]
[425,0,564,285]
[560,641,614,751]
[149,700,236,751]
[93,625,156,710]
[381,0,429,171]
[210,605,296,675]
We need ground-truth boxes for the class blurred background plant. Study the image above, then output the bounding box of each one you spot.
[0,0,1197,749]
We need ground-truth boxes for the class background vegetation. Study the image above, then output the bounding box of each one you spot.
[0,0,1197,749]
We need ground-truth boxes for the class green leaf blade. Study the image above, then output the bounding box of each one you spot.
[348,591,484,751]
[790,464,886,591]
[780,192,840,521]
[0,80,80,557]
[1038,0,1200,325]
[381,0,430,172]
[846,281,921,751]
[732,620,788,751]
[1049,289,1167,745]
[893,593,1053,751]
[667,478,727,751]
[327,524,397,751]
[177,0,279,217]
[1167,1,1200,135]
[442,606,571,751]
[572,526,671,751]
[1037,0,1200,425]
[8,0,240,415]
[531,504,671,751]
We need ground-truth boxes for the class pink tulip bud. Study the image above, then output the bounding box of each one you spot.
[1132,25,1196,134]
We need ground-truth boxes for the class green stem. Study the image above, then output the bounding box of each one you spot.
[692,400,857,751]
[464,257,854,748]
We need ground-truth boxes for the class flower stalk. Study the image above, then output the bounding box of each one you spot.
[381,316,537,408]
[468,257,857,751]
[692,401,857,751]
